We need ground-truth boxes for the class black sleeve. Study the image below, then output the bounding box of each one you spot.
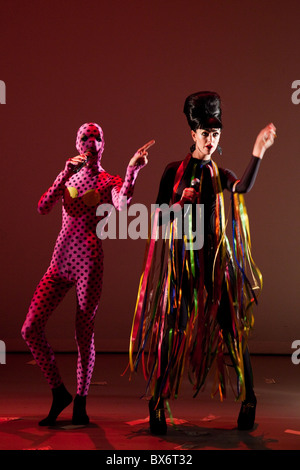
[221,156,261,194]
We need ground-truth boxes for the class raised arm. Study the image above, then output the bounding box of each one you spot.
[111,140,154,211]
[232,123,276,193]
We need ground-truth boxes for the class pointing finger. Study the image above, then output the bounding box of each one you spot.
[138,139,155,154]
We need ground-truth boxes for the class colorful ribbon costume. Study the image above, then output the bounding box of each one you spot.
[22,123,140,397]
[129,153,262,403]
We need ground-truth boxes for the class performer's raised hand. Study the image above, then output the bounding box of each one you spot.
[253,123,277,159]
[129,140,155,168]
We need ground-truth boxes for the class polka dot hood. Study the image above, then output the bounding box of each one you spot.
[76,122,105,171]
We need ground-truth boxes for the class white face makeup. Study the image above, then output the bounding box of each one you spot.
[191,128,221,160]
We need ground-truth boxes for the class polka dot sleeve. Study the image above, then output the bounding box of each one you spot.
[111,165,140,211]
[37,168,72,215]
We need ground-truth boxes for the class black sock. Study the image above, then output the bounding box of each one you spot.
[39,383,73,426]
[72,394,89,425]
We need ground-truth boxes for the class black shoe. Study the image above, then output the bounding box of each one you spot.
[149,397,167,435]
[39,384,73,426]
[237,396,257,430]
[72,395,90,425]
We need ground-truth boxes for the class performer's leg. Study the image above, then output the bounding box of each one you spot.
[148,330,170,435]
[242,344,256,401]
[217,287,256,430]
[148,335,169,436]
[72,257,103,424]
[149,295,188,435]
[237,344,257,430]
[21,269,73,425]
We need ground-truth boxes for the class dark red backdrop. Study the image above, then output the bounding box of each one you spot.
[0,0,299,353]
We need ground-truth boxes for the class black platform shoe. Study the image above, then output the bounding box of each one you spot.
[149,397,167,435]
[237,396,257,430]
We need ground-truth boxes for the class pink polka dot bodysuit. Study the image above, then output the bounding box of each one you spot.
[21,123,141,396]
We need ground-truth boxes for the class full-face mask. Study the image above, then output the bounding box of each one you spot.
[76,122,105,170]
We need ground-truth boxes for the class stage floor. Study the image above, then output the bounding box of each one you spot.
[0,353,300,452]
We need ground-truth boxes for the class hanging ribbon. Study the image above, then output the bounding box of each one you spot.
[128,154,262,404]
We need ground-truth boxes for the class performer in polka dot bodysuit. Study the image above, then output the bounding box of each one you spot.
[21,123,153,426]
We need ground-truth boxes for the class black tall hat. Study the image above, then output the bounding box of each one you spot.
[183,91,222,131]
